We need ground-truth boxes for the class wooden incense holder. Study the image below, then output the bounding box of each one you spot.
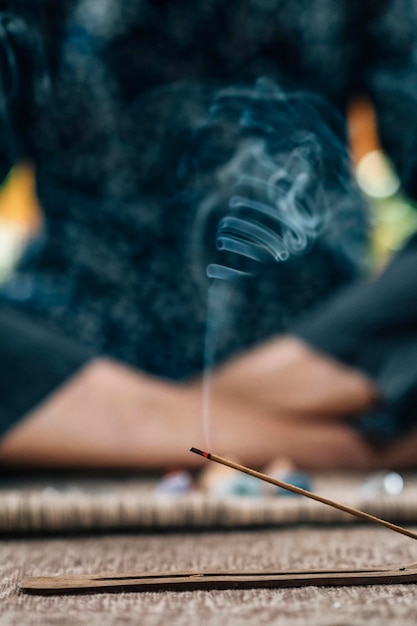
[19,563,417,594]
[19,449,417,594]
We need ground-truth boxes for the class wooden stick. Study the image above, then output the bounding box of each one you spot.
[190,447,417,541]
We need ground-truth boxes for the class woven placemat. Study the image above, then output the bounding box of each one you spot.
[0,471,416,533]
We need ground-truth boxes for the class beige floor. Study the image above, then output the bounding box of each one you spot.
[2,526,417,625]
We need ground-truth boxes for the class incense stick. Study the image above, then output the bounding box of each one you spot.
[190,447,417,541]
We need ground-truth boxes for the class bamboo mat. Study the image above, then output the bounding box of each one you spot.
[0,470,416,533]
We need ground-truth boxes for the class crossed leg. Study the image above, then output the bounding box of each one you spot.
[0,337,415,470]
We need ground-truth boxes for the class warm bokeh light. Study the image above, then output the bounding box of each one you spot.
[348,97,417,265]
[356,150,400,199]
[0,164,41,280]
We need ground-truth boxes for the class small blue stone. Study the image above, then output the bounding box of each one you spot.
[275,472,311,497]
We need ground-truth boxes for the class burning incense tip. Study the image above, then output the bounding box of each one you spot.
[190,447,210,459]
[190,447,417,541]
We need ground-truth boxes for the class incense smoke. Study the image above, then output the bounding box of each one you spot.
[184,78,368,445]
[189,78,363,285]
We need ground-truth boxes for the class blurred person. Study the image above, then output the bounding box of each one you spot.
[0,0,416,470]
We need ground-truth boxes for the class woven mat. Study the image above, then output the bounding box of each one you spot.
[1,470,417,533]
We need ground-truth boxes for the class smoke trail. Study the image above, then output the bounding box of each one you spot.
[202,279,235,448]
[186,77,365,445]
[197,78,351,281]
[207,162,317,279]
